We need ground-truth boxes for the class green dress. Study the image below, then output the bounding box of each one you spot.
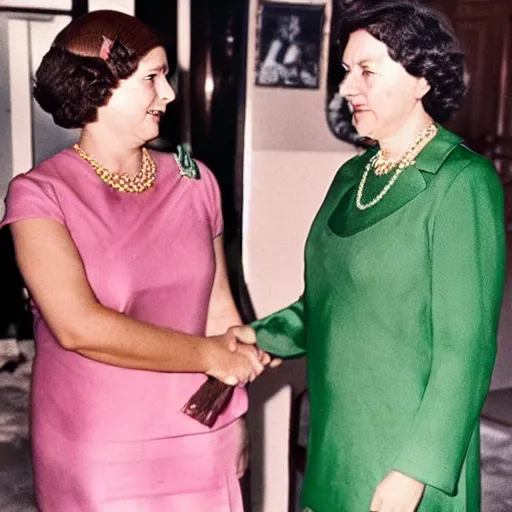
[253,126,506,511]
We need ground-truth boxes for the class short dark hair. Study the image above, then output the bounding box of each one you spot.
[33,10,161,129]
[338,0,467,123]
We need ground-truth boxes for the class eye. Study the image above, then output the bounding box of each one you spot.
[362,69,374,77]
[145,74,157,81]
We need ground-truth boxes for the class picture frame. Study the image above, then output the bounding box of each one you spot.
[255,2,325,89]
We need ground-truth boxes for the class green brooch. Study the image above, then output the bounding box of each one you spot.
[174,143,201,180]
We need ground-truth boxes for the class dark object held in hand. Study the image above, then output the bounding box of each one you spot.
[182,377,234,428]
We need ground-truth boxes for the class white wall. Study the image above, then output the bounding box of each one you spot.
[7,18,32,179]
[241,0,356,510]
[0,0,134,12]
[89,0,134,15]
[0,0,71,8]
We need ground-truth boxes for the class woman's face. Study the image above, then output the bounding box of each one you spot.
[339,30,429,142]
[96,46,175,145]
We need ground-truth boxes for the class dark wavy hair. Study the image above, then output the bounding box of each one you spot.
[33,10,161,129]
[338,0,467,123]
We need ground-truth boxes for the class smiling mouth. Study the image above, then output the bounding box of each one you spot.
[147,109,162,117]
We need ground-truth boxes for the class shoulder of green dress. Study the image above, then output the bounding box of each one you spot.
[430,143,502,200]
[172,144,201,180]
[446,144,498,178]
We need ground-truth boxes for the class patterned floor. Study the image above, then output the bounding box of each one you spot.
[0,340,36,511]
[1,341,511,511]
[481,415,512,511]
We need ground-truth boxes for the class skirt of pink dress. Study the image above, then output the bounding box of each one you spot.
[32,420,244,512]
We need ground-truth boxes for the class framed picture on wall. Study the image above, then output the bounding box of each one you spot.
[255,2,325,89]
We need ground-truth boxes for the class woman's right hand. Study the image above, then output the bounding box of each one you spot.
[206,326,265,386]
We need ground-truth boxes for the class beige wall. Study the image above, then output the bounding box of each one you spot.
[245,150,347,512]
[241,0,355,510]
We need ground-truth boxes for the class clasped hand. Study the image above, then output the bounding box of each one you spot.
[208,326,281,386]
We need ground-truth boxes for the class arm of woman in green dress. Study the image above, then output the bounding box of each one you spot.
[251,295,308,358]
[389,160,506,496]
[248,163,354,360]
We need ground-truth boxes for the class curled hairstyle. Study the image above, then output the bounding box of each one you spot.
[34,10,161,129]
[338,0,467,123]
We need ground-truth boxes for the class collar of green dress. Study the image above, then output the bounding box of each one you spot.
[328,125,465,237]
[412,124,463,174]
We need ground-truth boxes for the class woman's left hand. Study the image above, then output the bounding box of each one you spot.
[235,416,250,479]
[369,471,425,512]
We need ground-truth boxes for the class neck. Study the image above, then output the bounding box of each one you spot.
[378,112,434,160]
[78,127,143,176]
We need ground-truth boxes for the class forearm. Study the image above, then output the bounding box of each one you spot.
[11,221,262,381]
[262,40,282,66]
[206,297,242,337]
[56,302,216,373]
[393,340,496,493]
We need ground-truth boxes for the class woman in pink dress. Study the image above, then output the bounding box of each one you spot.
[1,10,267,511]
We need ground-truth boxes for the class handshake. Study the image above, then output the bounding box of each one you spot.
[182,326,281,427]
[207,325,281,387]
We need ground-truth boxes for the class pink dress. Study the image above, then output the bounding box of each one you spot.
[1,148,248,511]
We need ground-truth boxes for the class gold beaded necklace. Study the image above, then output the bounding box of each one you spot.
[72,144,157,193]
[356,123,438,211]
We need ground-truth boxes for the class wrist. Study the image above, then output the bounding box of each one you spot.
[200,336,220,375]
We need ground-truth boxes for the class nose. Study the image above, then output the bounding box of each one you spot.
[160,76,176,104]
[338,70,358,98]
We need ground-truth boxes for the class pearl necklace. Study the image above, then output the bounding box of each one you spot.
[372,152,398,176]
[356,124,438,211]
[72,144,156,193]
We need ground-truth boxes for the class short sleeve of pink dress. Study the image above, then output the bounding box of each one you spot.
[1,149,247,512]
[2,172,66,225]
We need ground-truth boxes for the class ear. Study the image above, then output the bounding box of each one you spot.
[99,36,114,61]
[415,77,431,99]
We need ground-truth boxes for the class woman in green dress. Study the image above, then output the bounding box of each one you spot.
[250,1,506,511]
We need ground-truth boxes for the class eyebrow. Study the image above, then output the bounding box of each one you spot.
[145,64,169,74]
[342,58,378,70]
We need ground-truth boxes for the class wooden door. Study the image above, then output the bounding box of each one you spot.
[434,0,512,228]
[446,1,509,140]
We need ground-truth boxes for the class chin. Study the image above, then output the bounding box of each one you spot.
[353,123,373,140]
[353,112,378,140]
[143,128,160,143]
